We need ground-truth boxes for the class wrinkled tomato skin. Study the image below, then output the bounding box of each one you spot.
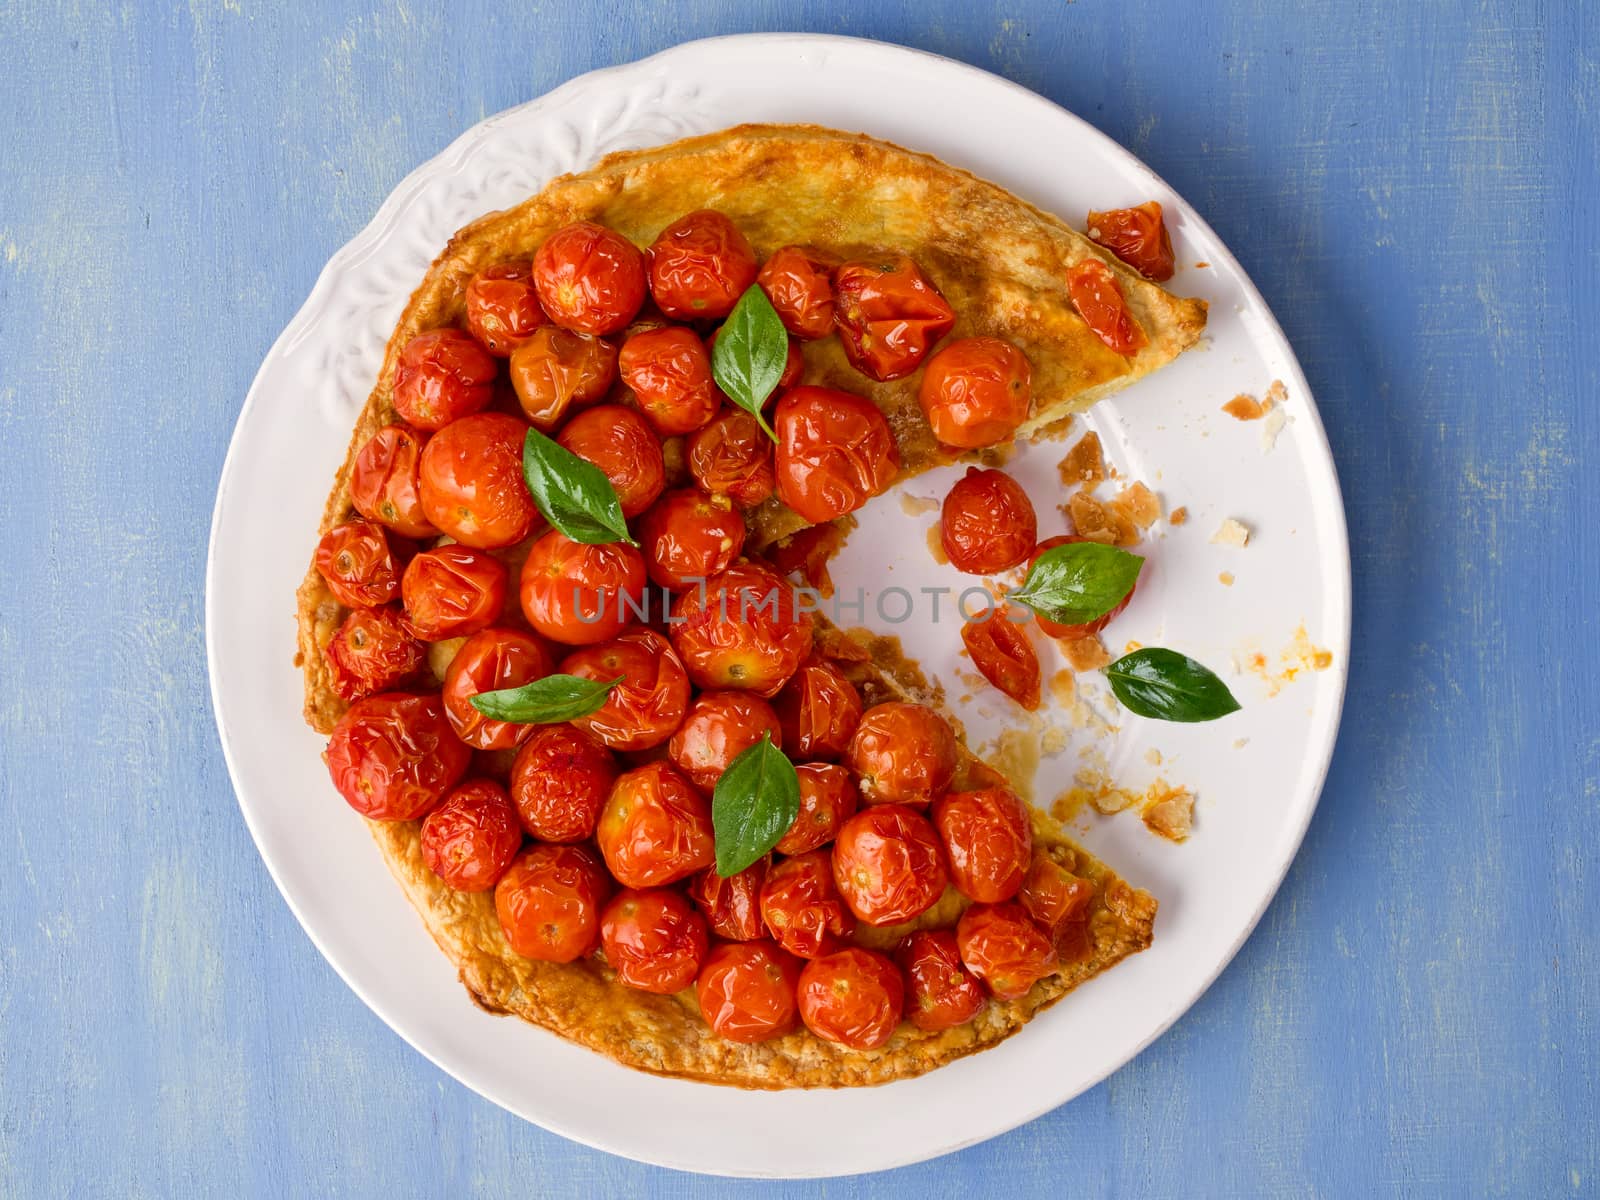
[400,543,509,641]
[933,786,1034,904]
[757,245,838,340]
[508,326,617,431]
[519,529,648,646]
[846,702,957,807]
[797,947,905,1050]
[917,337,1033,449]
[596,761,715,888]
[600,887,710,994]
[560,628,692,752]
[686,410,776,507]
[324,692,472,821]
[1067,258,1147,356]
[759,849,856,960]
[392,329,497,431]
[831,804,950,926]
[315,520,402,609]
[669,561,814,697]
[638,488,747,591]
[1086,201,1175,281]
[1019,854,1096,947]
[418,412,539,549]
[772,658,863,762]
[619,326,722,437]
[509,724,619,843]
[494,843,611,962]
[773,386,900,524]
[941,467,1037,574]
[961,608,1042,711]
[532,221,647,336]
[420,779,524,892]
[440,626,555,750]
[687,857,769,941]
[898,929,986,1032]
[696,939,803,1043]
[349,424,438,539]
[555,403,667,519]
[667,690,782,792]
[775,763,860,857]
[832,256,956,381]
[326,605,425,701]
[465,261,546,356]
[648,209,759,321]
[1028,535,1136,638]
[956,901,1059,1000]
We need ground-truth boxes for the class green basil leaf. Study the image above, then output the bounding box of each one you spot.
[1104,648,1241,722]
[711,732,800,876]
[710,284,787,440]
[521,428,636,546]
[469,673,623,724]
[1009,541,1144,626]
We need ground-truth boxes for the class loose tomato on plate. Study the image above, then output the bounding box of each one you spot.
[326,605,425,701]
[494,842,611,962]
[917,336,1033,449]
[775,763,859,857]
[420,779,523,892]
[797,947,905,1050]
[532,220,647,335]
[686,410,776,507]
[400,543,509,641]
[772,386,900,524]
[647,209,758,320]
[961,607,1042,711]
[1028,534,1137,639]
[933,786,1033,903]
[897,929,986,1032]
[600,887,710,994]
[756,245,838,340]
[759,849,855,960]
[418,412,539,549]
[324,692,471,821]
[1086,201,1175,281]
[440,626,554,750]
[940,466,1037,574]
[596,761,715,888]
[519,528,648,646]
[845,701,957,806]
[392,329,498,431]
[669,560,813,697]
[555,404,667,519]
[315,519,402,609]
[464,261,546,356]
[771,657,863,762]
[508,326,617,431]
[956,901,1058,1000]
[1019,854,1097,950]
[696,939,803,1043]
[667,690,782,791]
[831,804,950,926]
[1067,258,1147,355]
[687,857,769,941]
[349,424,437,539]
[561,628,692,751]
[509,724,618,843]
[619,326,722,437]
[833,255,955,381]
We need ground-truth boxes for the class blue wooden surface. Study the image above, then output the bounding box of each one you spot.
[0,1,1594,1194]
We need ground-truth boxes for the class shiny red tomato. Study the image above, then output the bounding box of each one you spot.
[757,245,838,340]
[619,326,721,437]
[420,779,523,891]
[638,488,746,591]
[561,628,692,752]
[961,607,1042,711]
[917,336,1033,449]
[771,657,863,763]
[833,256,955,381]
[797,947,905,1049]
[440,626,554,750]
[519,529,648,646]
[315,520,402,609]
[494,843,611,962]
[1019,854,1096,949]
[940,466,1037,574]
[509,724,618,842]
[667,690,781,792]
[696,939,803,1043]
[845,701,957,807]
[600,888,709,993]
[775,763,859,857]
[349,424,438,539]
[464,261,546,356]
[686,410,776,508]
[418,412,539,549]
[759,849,855,960]
[400,543,509,641]
[596,761,715,888]
[933,786,1033,904]
[1086,201,1175,281]
[1067,258,1147,355]
[647,209,758,320]
[508,325,617,430]
[555,403,666,518]
[532,221,647,335]
[324,692,471,820]
[669,560,813,697]
[956,901,1058,1000]
[772,386,900,524]
[687,857,769,942]
[1027,535,1136,639]
[392,329,497,431]
[831,804,949,926]
[325,605,425,701]
[897,929,986,1032]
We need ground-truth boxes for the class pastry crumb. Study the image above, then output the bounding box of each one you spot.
[1141,781,1194,842]
[1233,737,1250,750]
[1168,505,1188,526]
[1110,481,1161,529]
[1261,406,1288,452]
[1069,491,1138,546]
[1264,379,1287,406]
[1144,748,1163,766]
[1222,393,1266,421]
[1194,260,1210,269]
[899,493,939,516]
[1211,517,1251,548]
[1058,431,1106,487]
[1062,635,1112,672]
[1218,571,1235,586]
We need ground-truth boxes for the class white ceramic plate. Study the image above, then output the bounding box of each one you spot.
[207,34,1350,1178]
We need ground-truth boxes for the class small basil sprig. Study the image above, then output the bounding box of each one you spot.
[469,674,623,723]
[1105,649,1240,722]
[522,429,635,546]
[710,284,788,441]
[711,732,799,876]
[1009,541,1144,627]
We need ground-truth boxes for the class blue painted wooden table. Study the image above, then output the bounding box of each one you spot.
[1,2,1594,1194]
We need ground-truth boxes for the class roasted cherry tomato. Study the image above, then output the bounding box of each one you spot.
[509,724,618,842]
[561,628,691,751]
[667,690,782,792]
[831,804,949,926]
[600,887,709,994]
[687,857,769,941]
[326,605,425,701]
[696,939,803,1043]
[686,410,776,507]
[669,560,813,697]
[797,947,905,1049]
[1067,258,1147,356]
[349,424,438,539]
[508,325,617,430]
[757,245,838,340]
[940,466,1037,574]
[440,626,554,750]
[1028,535,1136,639]
[619,326,721,437]
[324,692,471,820]
[961,607,1042,711]
[833,256,955,381]
[647,209,758,320]
[898,929,986,1032]
[933,786,1033,904]
[420,779,523,891]
[392,329,497,431]
[772,657,863,763]
[773,386,900,523]
[917,336,1033,449]
[759,849,855,960]
[555,403,666,519]
[315,519,402,609]
[845,702,957,806]
[638,488,746,591]
[532,221,647,335]
[775,763,859,857]
[519,529,648,646]
[1019,854,1096,947]
[1086,201,1175,281]
[400,543,509,641]
[418,412,539,549]
[956,901,1058,1000]
[464,261,546,356]
[597,761,715,888]
[494,842,611,962]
